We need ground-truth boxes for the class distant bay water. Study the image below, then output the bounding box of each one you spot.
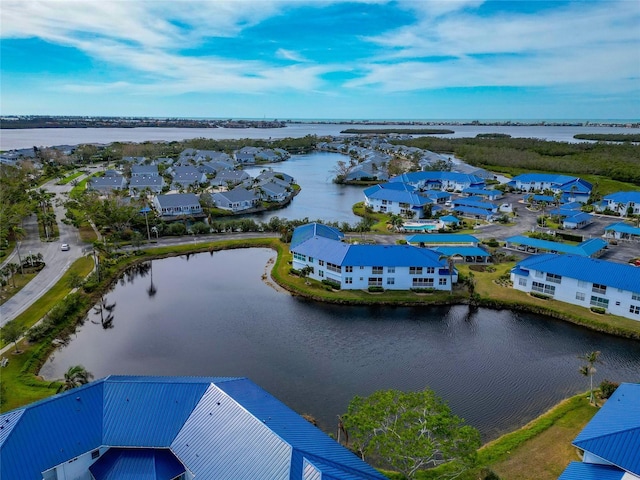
[2,123,640,150]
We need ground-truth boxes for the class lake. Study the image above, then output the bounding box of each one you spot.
[40,249,640,441]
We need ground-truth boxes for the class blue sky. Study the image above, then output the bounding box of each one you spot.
[2,0,639,120]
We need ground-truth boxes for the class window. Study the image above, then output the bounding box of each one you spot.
[344,277,353,284]
[426,267,435,274]
[308,257,314,263]
[91,450,100,460]
[518,278,527,287]
[590,296,609,308]
[293,252,306,261]
[576,292,585,301]
[387,277,395,285]
[327,262,341,273]
[546,273,562,284]
[387,267,395,273]
[381,199,388,205]
[318,270,324,278]
[368,277,382,286]
[410,267,423,275]
[412,278,434,287]
[535,270,543,278]
[318,260,325,266]
[439,278,447,285]
[632,293,640,301]
[630,305,640,315]
[532,281,555,296]
[345,266,353,273]
[577,280,589,288]
[592,283,607,295]
[372,266,383,274]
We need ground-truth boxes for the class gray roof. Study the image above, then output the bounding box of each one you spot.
[132,165,158,175]
[155,193,201,208]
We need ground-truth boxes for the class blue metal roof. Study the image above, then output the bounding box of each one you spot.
[605,222,640,235]
[563,212,593,224]
[573,383,640,476]
[558,178,592,193]
[343,244,445,267]
[559,462,626,480]
[531,194,555,202]
[89,448,186,480]
[102,378,210,447]
[512,173,575,184]
[603,191,640,203]
[505,236,607,257]
[453,206,494,217]
[292,235,350,265]
[290,223,344,249]
[461,188,500,197]
[364,183,430,205]
[1,376,386,480]
[217,379,386,479]
[514,254,640,293]
[431,246,490,257]
[389,171,484,186]
[406,234,478,244]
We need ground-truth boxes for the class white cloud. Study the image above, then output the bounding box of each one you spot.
[275,48,309,62]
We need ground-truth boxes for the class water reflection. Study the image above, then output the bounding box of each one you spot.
[40,249,640,440]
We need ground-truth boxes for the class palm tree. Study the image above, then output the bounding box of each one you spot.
[386,214,404,232]
[579,351,601,405]
[55,365,94,393]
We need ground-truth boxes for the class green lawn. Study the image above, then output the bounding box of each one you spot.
[0,272,37,306]
[56,171,84,185]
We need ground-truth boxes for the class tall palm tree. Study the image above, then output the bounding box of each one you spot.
[579,351,601,405]
[55,365,94,393]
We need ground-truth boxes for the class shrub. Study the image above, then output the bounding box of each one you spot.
[599,379,619,399]
[322,279,341,290]
[530,292,551,300]
[368,286,384,293]
[484,238,500,248]
[410,287,436,293]
[590,306,606,314]
[167,222,187,236]
[190,222,210,234]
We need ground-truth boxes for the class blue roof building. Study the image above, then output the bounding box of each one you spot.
[559,383,640,480]
[604,222,640,241]
[505,236,607,257]
[511,254,640,320]
[0,376,386,480]
[509,174,591,198]
[291,223,456,290]
[364,183,432,218]
[597,191,640,217]
[389,171,485,192]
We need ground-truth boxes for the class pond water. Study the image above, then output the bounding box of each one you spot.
[243,151,365,224]
[40,249,640,440]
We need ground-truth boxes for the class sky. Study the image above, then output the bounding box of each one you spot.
[1,0,639,120]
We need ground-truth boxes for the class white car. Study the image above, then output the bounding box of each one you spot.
[61,243,70,251]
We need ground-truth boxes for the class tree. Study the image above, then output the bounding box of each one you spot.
[299,265,313,285]
[343,389,481,479]
[1,321,26,353]
[579,350,601,405]
[386,214,404,232]
[55,365,94,393]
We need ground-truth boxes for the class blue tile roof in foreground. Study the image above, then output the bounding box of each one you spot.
[431,246,490,257]
[558,462,626,480]
[514,254,640,293]
[343,244,444,267]
[290,222,344,249]
[406,234,478,244]
[0,376,386,480]
[604,191,640,203]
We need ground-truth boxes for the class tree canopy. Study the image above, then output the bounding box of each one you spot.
[343,388,481,479]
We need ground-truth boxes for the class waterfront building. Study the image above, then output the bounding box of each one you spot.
[364,182,432,218]
[510,254,640,321]
[0,376,385,480]
[389,171,485,192]
[508,174,592,201]
[211,187,260,212]
[559,382,640,480]
[291,223,456,290]
[153,193,203,218]
[604,222,640,241]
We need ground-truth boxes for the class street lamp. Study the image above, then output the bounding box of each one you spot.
[16,241,24,275]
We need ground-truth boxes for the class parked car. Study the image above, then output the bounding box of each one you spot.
[61,243,70,251]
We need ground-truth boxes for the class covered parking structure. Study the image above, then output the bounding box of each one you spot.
[505,236,608,257]
[430,246,491,263]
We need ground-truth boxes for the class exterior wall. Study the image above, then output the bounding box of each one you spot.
[292,256,452,291]
[511,269,640,321]
[44,446,109,480]
[365,197,423,218]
